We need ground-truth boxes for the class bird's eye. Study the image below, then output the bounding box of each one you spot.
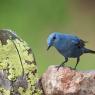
[53,36,56,40]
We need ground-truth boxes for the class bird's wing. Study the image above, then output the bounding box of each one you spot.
[74,39,87,48]
[62,34,87,48]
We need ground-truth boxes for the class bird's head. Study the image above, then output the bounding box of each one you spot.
[47,32,61,50]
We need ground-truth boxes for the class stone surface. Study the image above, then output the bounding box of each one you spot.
[0,29,42,95]
[41,66,95,95]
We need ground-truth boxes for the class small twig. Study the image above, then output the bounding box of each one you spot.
[11,40,24,77]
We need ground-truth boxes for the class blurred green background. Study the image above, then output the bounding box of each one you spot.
[0,0,95,75]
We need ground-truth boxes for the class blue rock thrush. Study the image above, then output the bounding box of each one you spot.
[47,32,95,70]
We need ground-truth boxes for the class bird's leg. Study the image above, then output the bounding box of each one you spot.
[57,58,68,70]
[74,57,80,70]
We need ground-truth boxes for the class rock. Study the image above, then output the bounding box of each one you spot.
[0,29,42,95]
[41,66,95,95]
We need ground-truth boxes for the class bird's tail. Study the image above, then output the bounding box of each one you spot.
[83,48,95,54]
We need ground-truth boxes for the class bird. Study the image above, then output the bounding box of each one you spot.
[47,32,95,70]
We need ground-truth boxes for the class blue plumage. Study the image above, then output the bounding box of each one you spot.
[47,32,95,69]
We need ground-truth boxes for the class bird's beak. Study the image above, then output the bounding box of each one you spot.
[47,45,51,51]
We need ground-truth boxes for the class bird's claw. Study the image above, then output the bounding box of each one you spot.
[70,67,77,70]
[56,65,77,71]
[56,64,64,71]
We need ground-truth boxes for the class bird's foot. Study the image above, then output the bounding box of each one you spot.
[56,64,65,71]
[73,66,77,70]
[69,67,76,70]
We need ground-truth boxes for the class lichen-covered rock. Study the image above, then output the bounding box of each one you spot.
[41,66,95,95]
[0,29,42,95]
